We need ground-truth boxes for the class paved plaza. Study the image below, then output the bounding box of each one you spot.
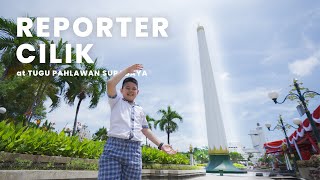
[192,172,273,180]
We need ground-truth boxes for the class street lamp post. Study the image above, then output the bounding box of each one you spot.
[265,115,301,174]
[268,79,320,149]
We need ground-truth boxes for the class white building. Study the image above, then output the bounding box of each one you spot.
[228,141,246,155]
[243,148,262,164]
[228,141,262,165]
[249,123,266,154]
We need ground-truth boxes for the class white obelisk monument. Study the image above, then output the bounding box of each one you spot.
[197,26,245,173]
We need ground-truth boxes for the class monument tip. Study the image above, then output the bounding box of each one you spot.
[197,25,204,32]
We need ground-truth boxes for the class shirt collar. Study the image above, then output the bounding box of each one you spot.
[122,98,138,106]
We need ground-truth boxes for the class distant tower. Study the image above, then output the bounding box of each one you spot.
[197,26,246,173]
[249,123,266,154]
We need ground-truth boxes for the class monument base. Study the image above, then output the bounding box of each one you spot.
[206,154,247,173]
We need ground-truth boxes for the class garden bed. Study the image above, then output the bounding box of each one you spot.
[0,152,198,171]
[0,121,190,167]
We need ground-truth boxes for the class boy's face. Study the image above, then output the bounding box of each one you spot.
[121,82,139,102]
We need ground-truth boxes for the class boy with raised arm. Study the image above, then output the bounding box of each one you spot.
[98,64,176,180]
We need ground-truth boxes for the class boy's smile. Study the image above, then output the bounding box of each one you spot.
[121,82,139,102]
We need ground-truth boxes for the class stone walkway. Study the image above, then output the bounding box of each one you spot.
[191,172,272,180]
[1,170,299,180]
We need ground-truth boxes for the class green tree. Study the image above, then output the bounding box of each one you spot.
[258,154,272,164]
[92,127,108,141]
[0,17,43,80]
[0,17,69,124]
[154,106,183,144]
[247,152,254,161]
[0,75,46,122]
[145,115,155,146]
[0,17,47,123]
[193,147,209,164]
[61,60,107,136]
[40,120,55,131]
[0,62,46,122]
[24,39,70,123]
[229,152,244,163]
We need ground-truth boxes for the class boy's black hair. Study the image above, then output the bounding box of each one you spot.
[122,77,138,88]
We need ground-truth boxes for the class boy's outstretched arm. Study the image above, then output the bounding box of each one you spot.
[107,64,143,97]
[142,128,177,155]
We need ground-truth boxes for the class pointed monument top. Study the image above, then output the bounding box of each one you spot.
[197,25,204,32]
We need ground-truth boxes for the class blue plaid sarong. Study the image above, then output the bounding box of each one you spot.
[98,137,142,180]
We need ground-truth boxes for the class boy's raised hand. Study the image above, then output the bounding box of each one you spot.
[107,64,143,97]
[161,144,177,155]
[126,64,143,74]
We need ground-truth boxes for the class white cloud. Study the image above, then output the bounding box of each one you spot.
[219,72,230,80]
[288,55,320,77]
[227,87,273,105]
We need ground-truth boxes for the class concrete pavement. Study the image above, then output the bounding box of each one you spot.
[191,172,272,180]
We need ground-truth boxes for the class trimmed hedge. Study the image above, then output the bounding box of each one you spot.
[0,121,189,165]
[0,121,104,159]
[142,146,189,164]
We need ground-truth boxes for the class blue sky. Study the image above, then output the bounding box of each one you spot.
[2,0,320,152]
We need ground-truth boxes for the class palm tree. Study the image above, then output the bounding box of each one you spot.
[24,39,71,123]
[0,17,44,80]
[154,106,183,144]
[92,127,108,141]
[0,17,64,124]
[145,115,155,146]
[61,60,107,136]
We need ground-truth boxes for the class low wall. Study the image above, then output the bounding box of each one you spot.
[0,151,98,170]
[0,151,98,164]
[0,152,206,179]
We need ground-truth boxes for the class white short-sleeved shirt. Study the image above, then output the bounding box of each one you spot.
[108,93,149,142]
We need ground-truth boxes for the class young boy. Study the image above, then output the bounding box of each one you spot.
[98,64,176,180]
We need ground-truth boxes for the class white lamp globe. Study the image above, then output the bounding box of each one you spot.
[265,123,271,128]
[268,91,279,100]
[293,118,302,126]
[0,107,6,114]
